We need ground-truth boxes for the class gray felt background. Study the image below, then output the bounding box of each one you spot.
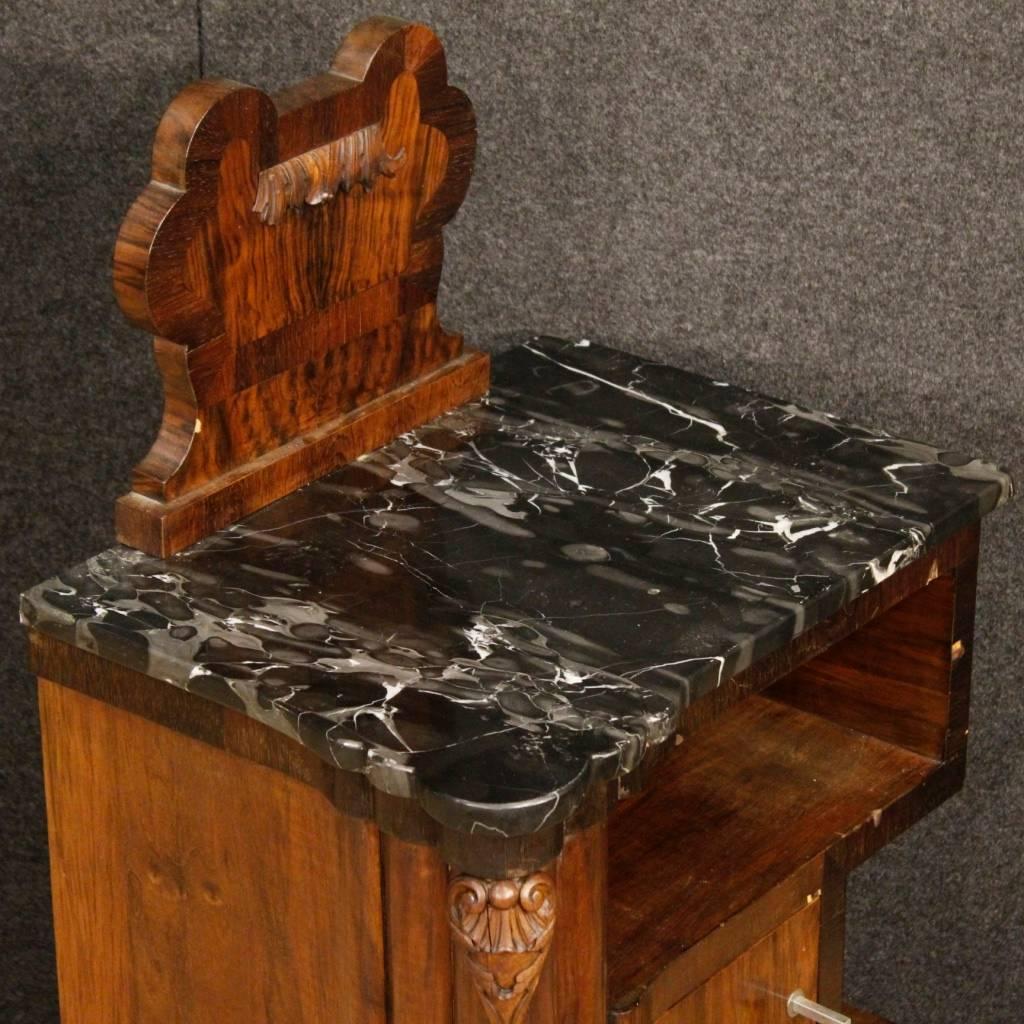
[2,2,1021,1020]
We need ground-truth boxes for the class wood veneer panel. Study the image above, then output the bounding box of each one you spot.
[607,697,941,1018]
[29,632,571,876]
[946,544,979,760]
[612,858,825,1023]
[816,853,847,1009]
[383,834,454,1023]
[39,679,386,1024]
[111,17,488,555]
[768,575,958,758]
[116,347,490,555]
[537,822,608,1024]
[28,631,370,814]
[653,902,821,1024]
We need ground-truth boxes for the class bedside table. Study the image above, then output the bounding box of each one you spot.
[21,16,1012,1024]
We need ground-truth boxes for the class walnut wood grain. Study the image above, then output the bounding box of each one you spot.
[35,654,609,1024]
[115,347,489,554]
[816,854,848,1010]
[28,632,568,877]
[651,902,821,1024]
[383,834,454,1023]
[112,16,486,555]
[767,575,958,758]
[39,679,387,1024]
[613,858,825,1024]
[540,822,608,1024]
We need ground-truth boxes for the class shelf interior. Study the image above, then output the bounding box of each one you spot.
[606,573,961,1016]
[606,693,938,1013]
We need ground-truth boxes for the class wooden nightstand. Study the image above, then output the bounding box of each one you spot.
[22,17,1012,1024]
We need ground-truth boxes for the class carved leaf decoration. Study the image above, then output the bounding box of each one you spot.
[448,873,556,1024]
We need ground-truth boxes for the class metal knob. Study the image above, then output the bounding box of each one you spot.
[787,990,852,1024]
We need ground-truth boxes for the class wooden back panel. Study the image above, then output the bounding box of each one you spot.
[113,17,489,555]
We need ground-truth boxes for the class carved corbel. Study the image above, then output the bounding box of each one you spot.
[448,872,556,1023]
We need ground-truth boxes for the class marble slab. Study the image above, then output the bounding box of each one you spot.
[21,338,1012,837]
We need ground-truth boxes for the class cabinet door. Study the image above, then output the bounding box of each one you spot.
[656,901,820,1024]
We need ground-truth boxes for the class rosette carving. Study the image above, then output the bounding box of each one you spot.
[448,872,556,1023]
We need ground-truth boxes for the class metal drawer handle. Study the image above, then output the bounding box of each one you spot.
[787,990,852,1024]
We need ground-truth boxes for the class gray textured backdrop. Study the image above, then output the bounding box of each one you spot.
[2,2,1021,1021]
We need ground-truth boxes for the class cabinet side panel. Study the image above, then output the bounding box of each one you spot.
[38,678,387,1024]
[40,681,134,1023]
[817,854,847,1009]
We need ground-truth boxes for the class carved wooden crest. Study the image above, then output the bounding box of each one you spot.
[448,873,556,1023]
[113,17,489,555]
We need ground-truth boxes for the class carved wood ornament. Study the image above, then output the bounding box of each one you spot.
[448,873,556,1024]
[252,124,406,225]
[112,17,489,556]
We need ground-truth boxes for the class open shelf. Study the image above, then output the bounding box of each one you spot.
[606,570,964,1019]
[606,693,942,1017]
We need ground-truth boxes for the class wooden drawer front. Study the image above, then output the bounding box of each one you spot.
[655,901,820,1024]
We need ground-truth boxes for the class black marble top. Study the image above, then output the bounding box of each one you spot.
[21,338,1012,837]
